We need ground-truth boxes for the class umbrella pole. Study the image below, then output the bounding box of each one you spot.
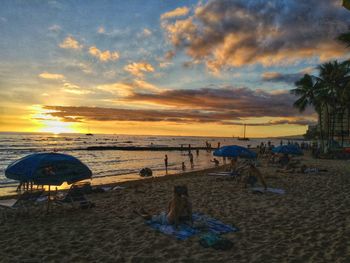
[47,185,51,213]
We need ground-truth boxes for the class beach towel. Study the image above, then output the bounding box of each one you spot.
[252,187,285,195]
[146,212,238,240]
[208,172,239,177]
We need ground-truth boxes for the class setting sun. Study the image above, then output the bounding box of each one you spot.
[30,105,82,134]
[39,119,75,134]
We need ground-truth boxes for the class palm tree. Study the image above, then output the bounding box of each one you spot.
[291,74,325,147]
[337,62,350,145]
[339,2,350,144]
[292,61,350,150]
[337,32,350,48]
[315,61,350,147]
[291,74,319,111]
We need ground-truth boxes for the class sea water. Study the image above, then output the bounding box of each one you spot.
[0,132,284,196]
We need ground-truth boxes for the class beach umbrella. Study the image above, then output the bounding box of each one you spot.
[5,152,92,186]
[272,145,303,155]
[213,145,257,159]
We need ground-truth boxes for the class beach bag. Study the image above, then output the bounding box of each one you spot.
[199,232,233,251]
[139,167,153,177]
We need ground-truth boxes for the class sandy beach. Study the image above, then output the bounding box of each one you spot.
[0,153,349,262]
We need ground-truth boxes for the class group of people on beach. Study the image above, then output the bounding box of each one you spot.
[136,156,269,228]
[164,147,199,174]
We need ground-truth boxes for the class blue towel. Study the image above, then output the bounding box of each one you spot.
[192,213,239,234]
[146,212,238,240]
[252,187,285,195]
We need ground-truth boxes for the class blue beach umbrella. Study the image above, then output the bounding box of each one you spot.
[213,145,257,159]
[5,153,92,186]
[272,145,303,155]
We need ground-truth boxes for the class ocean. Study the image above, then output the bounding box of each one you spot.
[0,132,285,196]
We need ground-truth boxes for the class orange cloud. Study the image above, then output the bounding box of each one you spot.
[162,0,349,72]
[59,36,82,49]
[62,82,91,95]
[142,28,152,37]
[96,83,134,97]
[88,46,119,62]
[161,6,190,20]
[124,62,154,77]
[39,72,65,80]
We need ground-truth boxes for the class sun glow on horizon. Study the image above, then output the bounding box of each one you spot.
[30,105,82,134]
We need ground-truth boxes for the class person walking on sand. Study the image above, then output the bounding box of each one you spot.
[164,154,168,174]
[182,162,186,171]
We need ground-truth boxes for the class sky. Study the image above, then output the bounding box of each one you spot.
[0,0,349,137]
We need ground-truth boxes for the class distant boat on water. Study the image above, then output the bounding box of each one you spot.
[238,124,249,141]
[85,127,93,136]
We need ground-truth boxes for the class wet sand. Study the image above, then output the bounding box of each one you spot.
[0,153,349,262]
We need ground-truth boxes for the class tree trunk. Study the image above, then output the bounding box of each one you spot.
[340,109,345,147]
[318,108,325,150]
[329,103,336,148]
[325,104,331,151]
[348,108,350,140]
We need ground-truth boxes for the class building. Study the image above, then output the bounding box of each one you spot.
[319,108,350,146]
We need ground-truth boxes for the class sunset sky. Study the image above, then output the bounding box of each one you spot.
[0,0,349,137]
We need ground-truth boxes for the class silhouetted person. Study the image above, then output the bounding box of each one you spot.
[189,152,194,168]
[164,154,168,174]
[211,158,219,167]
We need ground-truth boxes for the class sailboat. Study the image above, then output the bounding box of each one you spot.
[238,124,249,141]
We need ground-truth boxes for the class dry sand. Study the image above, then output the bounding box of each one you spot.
[0,153,350,262]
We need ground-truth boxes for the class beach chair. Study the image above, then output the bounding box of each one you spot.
[0,190,44,220]
[54,184,95,209]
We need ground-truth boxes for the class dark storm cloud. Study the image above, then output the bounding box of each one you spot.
[42,86,316,126]
[261,72,304,84]
[128,87,305,118]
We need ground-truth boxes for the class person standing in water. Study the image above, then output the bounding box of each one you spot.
[164,154,168,174]
[189,152,194,168]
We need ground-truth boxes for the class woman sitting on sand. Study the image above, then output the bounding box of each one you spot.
[134,185,192,226]
[245,163,268,190]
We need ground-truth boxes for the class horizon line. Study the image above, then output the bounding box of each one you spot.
[0,131,305,139]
